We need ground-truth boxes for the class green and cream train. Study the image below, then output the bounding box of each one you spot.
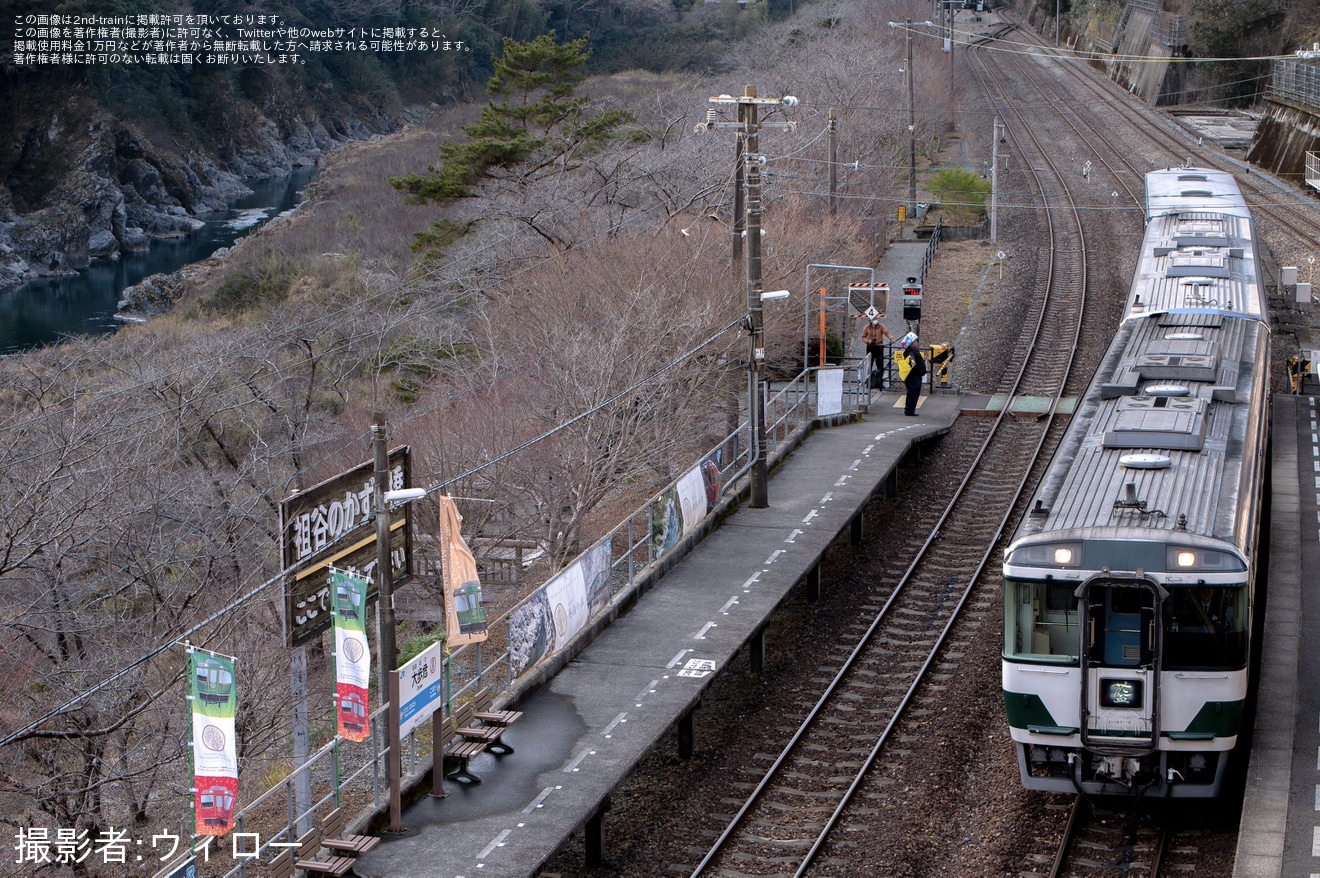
[1002,166,1270,798]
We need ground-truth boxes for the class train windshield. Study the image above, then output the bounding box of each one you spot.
[1161,584,1247,669]
[1003,579,1079,664]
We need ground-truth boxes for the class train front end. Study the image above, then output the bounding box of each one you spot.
[1003,532,1251,797]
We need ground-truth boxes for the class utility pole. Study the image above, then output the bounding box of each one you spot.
[700,87,798,509]
[907,20,916,216]
[733,103,745,265]
[991,116,1003,245]
[744,86,768,509]
[828,108,838,216]
[371,413,397,699]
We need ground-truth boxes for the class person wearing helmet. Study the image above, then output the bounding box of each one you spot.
[902,338,926,415]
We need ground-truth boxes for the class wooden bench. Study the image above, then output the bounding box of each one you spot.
[319,807,380,857]
[470,687,524,755]
[283,827,356,877]
[440,714,488,784]
[453,701,504,749]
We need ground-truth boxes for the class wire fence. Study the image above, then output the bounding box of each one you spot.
[1267,59,1320,110]
[215,364,872,878]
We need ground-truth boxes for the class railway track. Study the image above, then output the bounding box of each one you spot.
[1034,794,1235,877]
[999,16,1320,262]
[683,41,1098,876]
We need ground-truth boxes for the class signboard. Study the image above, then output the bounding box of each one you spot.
[279,447,413,646]
[397,641,446,738]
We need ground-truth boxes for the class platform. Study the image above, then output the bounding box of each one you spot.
[350,391,960,878]
[1234,394,1310,877]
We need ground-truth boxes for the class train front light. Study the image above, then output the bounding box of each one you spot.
[1165,545,1245,572]
[1009,542,1083,569]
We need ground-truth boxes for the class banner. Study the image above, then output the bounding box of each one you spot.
[331,570,371,742]
[189,650,238,837]
[509,538,612,678]
[438,496,488,647]
[650,457,722,558]
[817,367,844,416]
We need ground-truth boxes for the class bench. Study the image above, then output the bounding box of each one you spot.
[440,714,488,785]
[286,823,353,871]
[453,701,505,750]
[319,807,380,857]
[470,687,524,755]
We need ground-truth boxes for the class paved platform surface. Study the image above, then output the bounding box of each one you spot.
[1235,394,1311,878]
[351,391,960,878]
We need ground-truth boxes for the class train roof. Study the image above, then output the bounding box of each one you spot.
[1144,166,1249,221]
[1013,173,1269,557]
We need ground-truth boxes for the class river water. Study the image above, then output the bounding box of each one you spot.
[0,167,316,355]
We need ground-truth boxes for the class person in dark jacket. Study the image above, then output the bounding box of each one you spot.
[903,340,926,415]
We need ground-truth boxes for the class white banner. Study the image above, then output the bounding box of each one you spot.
[817,367,844,416]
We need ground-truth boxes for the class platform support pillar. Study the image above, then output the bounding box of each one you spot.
[885,468,898,498]
[850,513,864,545]
[750,626,767,673]
[804,565,821,603]
[586,800,608,867]
[678,710,695,759]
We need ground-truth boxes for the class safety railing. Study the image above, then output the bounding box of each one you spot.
[218,365,870,877]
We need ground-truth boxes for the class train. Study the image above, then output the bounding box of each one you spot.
[1001,166,1270,798]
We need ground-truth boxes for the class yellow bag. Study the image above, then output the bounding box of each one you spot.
[895,349,912,380]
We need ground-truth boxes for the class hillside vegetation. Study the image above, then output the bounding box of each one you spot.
[0,0,958,856]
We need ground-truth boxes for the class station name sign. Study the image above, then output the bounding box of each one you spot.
[279,446,413,646]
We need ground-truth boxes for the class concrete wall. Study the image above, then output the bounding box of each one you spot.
[1246,98,1320,186]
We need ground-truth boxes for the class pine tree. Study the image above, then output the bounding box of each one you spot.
[392,32,629,203]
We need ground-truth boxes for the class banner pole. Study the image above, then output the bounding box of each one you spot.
[330,580,341,808]
[388,669,403,832]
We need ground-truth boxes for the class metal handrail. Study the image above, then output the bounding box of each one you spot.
[220,366,870,876]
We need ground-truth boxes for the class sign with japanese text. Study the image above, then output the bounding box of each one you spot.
[397,641,446,739]
[279,446,413,646]
[331,570,372,742]
[189,650,238,837]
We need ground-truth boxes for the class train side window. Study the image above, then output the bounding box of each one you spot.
[1004,579,1078,663]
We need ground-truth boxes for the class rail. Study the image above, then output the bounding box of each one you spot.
[217,364,872,877]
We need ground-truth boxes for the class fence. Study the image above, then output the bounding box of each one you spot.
[217,364,871,877]
[1267,59,1320,110]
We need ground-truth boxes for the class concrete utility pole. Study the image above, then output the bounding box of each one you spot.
[828,108,838,216]
[991,116,1003,245]
[744,86,769,508]
[907,19,916,216]
[700,87,798,508]
[734,103,745,266]
[371,413,398,698]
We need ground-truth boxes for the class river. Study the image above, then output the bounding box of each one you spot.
[0,167,316,355]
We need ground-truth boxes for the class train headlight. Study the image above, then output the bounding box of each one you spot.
[1165,545,1245,572]
[1009,542,1083,569]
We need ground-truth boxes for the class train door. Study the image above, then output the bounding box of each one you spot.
[1078,576,1164,752]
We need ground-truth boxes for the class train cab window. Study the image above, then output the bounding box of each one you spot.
[1003,579,1078,664]
[1162,584,1247,669]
